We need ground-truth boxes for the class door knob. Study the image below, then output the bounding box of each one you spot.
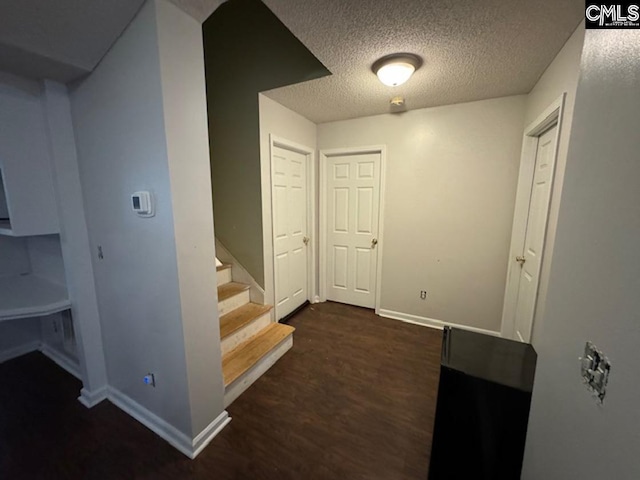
[303,236,310,246]
[371,238,378,248]
[516,255,526,265]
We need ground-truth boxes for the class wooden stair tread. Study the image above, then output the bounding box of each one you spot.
[218,282,250,302]
[222,323,295,387]
[216,264,231,272]
[220,303,272,339]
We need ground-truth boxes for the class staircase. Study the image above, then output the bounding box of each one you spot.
[216,264,294,407]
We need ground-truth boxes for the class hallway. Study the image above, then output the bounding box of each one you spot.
[0,302,441,479]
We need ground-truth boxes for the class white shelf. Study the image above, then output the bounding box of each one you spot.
[0,274,71,322]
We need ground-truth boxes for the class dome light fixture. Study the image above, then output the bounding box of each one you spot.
[372,53,422,87]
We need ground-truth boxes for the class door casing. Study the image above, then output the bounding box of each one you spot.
[319,145,387,314]
[501,94,565,341]
[268,135,316,320]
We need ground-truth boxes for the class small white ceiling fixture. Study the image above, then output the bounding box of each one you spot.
[372,53,422,87]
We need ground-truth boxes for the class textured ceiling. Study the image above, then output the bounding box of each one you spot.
[0,0,145,82]
[169,0,225,23]
[168,0,225,22]
[261,0,584,123]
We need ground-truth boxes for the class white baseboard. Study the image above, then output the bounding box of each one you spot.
[0,341,40,364]
[312,295,321,304]
[191,411,232,458]
[107,387,230,459]
[378,309,501,337]
[40,343,82,380]
[1,342,230,458]
[78,385,109,408]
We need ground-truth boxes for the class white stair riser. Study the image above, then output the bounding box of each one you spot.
[218,290,250,316]
[221,312,272,356]
[224,334,293,408]
[216,268,232,287]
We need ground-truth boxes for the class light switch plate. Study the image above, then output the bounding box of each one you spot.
[580,342,611,405]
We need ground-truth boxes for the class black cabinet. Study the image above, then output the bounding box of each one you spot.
[428,327,537,480]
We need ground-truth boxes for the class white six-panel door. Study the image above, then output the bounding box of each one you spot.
[272,145,309,320]
[514,124,558,342]
[324,151,382,308]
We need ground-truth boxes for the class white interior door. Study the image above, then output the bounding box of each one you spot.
[514,124,558,342]
[272,145,309,320]
[324,151,381,308]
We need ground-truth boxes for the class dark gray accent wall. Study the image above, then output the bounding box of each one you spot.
[203,0,329,286]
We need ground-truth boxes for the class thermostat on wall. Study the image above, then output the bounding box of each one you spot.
[131,191,154,217]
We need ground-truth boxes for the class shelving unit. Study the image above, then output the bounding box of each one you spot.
[0,274,71,322]
[0,78,80,381]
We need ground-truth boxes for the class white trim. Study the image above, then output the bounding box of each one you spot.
[107,387,231,459]
[190,411,232,459]
[78,385,109,408]
[0,340,40,364]
[268,135,317,320]
[378,309,501,337]
[40,343,81,380]
[319,145,387,310]
[500,94,566,341]
[374,147,387,315]
[319,150,327,303]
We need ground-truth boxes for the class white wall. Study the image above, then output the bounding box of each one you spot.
[27,235,66,286]
[70,0,225,443]
[522,29,640,478]
[502,24,585,343]
[318,96,526,333]
[259,94,318,310]
[156,0,226,437]
[0,236,29,276]
[0,319,41,363]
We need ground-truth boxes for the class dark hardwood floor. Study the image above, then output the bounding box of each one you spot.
[0,302,442,479]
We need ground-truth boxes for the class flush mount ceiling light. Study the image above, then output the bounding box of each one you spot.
[372,53,422,87]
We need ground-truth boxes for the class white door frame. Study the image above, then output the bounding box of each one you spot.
[319,145,387,314]
[268,135,316,320]
[501,94,565,340]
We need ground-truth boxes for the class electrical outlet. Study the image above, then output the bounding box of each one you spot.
[420,290,427,300]
[143,373,156,387]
